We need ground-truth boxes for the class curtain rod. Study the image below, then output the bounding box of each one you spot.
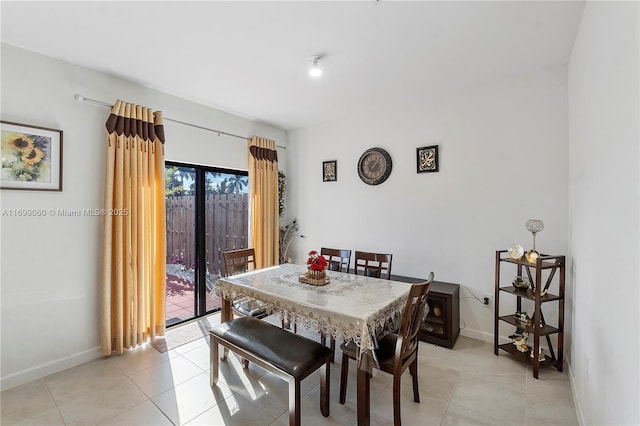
[73,94,286,150]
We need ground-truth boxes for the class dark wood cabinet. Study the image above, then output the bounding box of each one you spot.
[392,276,460,348]
[494,250,565,379]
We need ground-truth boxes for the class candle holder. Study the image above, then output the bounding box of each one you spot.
[525,219,544,263]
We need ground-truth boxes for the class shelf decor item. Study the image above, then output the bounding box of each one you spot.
[300,250,329,285]
[525,219,544,263]
[508,244,524,260]
[1,121,63,191]
[513,335,528,353]
[512,276,530,290]
[530,347,546,361]
[514,310,532,326]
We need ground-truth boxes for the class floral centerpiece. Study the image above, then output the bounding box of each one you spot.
[300,250,329,285]
[306,250,328,271]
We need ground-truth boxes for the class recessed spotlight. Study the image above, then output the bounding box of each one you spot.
[309,56,322,77]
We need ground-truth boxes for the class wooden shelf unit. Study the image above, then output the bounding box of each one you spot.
[493,250,565,379]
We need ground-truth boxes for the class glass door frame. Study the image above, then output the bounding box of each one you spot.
[166,160,249,328]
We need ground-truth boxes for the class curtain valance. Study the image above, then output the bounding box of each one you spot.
[249,145,277,163]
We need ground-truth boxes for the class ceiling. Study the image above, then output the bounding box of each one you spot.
[1,1,585,131]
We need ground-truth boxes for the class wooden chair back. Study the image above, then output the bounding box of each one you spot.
[354,251,393,279]
[338,272,434,422]
[396,273,433,365]
[320,247,352,273]
[223,247,266,319]
[223,248,256,277]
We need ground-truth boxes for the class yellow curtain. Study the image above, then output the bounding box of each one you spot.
[101,100,166,355]
[248,136,279,268]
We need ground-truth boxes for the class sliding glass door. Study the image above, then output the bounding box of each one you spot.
[165,162,249,327]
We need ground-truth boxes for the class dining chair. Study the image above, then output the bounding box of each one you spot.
[318,247,352,360]
[223,248,296,334]
[223,248,290,367]
[222,248,269,320]
[338,272,433,426]
[354,250,393,279]
[320,247,352,273]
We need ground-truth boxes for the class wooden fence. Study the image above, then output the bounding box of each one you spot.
[166,193,248,274]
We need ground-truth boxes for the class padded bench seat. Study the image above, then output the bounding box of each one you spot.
[210,316,333,426]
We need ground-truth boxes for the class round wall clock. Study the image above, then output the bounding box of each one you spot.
[357,147,393,185]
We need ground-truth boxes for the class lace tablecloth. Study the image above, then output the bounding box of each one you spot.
[212,263,414,370]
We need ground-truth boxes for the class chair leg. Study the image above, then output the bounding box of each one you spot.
[339,353,349,404]
[289,379,301,426]
[393,374,402,426]
[320,358,330,417]
[410,359,420,403]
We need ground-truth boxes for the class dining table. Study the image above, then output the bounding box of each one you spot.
[212,262,415,426]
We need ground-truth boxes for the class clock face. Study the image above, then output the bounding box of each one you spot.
[357,148,392,185]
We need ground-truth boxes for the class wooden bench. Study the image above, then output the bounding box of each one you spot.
[209,316,333,426]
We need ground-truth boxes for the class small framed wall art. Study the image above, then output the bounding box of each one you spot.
[416,145,438,173]
[1,121,63,191]
[323,160,337,182]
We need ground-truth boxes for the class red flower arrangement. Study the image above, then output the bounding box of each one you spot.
[306,250,328,271]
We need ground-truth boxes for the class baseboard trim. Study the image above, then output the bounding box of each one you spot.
[460,327,493,343]
[0,346,102,391]
[568,363,586,425]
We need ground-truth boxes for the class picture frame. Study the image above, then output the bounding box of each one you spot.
[322,160,337,182]
[1,121,63,191]
[416,145,438,173]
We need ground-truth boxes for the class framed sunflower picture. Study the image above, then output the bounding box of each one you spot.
[1,121,63,191]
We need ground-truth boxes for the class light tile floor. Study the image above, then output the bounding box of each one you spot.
[1,313,578,426]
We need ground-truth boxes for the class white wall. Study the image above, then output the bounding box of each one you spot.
[0,43,287,390]
[568,2,640,425]
[287,66,569,342]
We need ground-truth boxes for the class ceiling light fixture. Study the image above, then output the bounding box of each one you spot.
[309,56,322,77]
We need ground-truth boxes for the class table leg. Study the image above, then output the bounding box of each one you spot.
[357,367,371,426]
[221,296,231,361]
[221,296,232,323]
